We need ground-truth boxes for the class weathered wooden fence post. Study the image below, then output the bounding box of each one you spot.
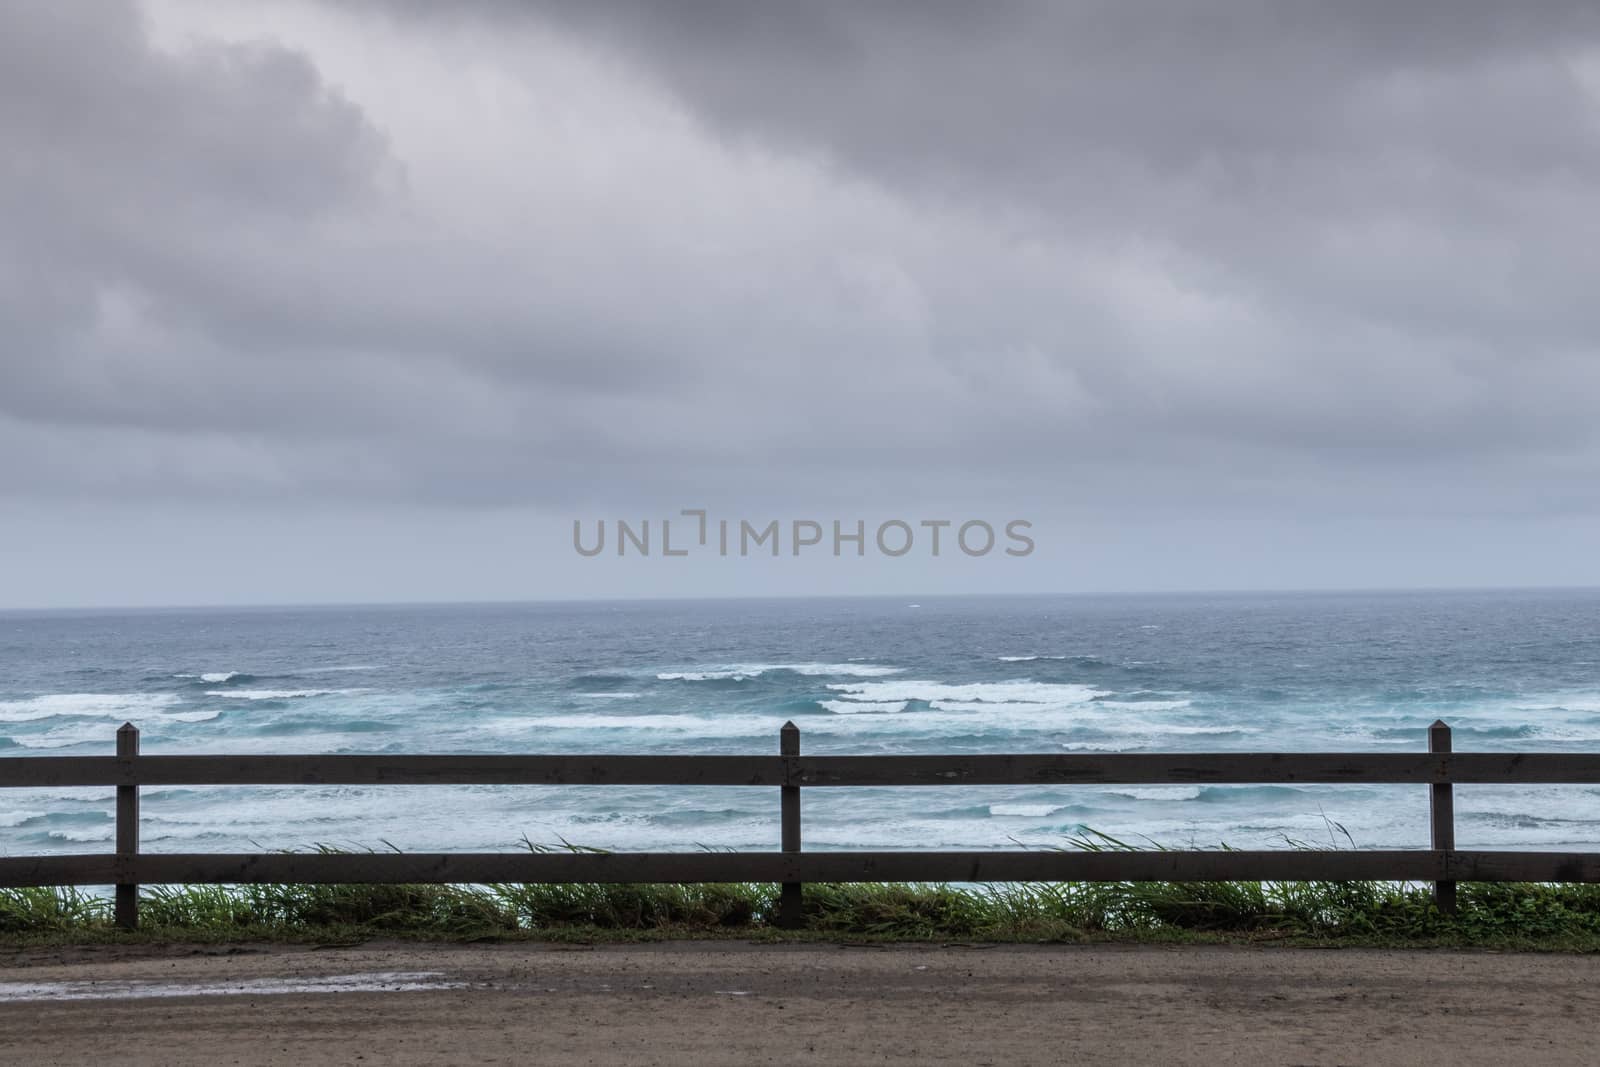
[115,721,140,930]
[1430,719,1456,914]
[778,721,803,929]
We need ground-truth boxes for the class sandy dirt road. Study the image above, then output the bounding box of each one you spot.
[0,941,1595,1065]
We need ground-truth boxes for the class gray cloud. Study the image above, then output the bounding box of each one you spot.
[4,0,1600,607]
[517,2,1600,359]
[2,2,390,442]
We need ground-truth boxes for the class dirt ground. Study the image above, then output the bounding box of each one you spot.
[0,940,1596,1065]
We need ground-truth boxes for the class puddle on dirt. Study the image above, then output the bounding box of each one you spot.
[0,971,468,1002]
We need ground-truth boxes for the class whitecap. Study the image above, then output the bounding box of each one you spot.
[162,711,222,723]
[483,713,771,739]
[1106,787,1204,802]
[1078,720,1251,738]
[818,700,912,715]
[1515,696,1600,715]
[0,810,46,828]
[1091,699,1194,712]
[1136,723,1250,735]
[205,688,361,701]
[13,729,120,749]
[657,671,748,682]
[46,828,115,843]
[1504,724,1600,743]
[658,662,903,681]
[824,680,1102,707]
[0,693,181,723]
[988,803,1060,817]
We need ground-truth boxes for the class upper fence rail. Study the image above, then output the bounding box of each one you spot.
[4,751,1600,788]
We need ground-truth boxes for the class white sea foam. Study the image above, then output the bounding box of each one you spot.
[46,828,114,843]
[1508,724,1600,743]
[1133,723,1249,735]
[573,692,642,700]
[996,655,1068,662]
[824,680,1103,707]
[0,789,114,803]
[15,729,118,749]
[658,663,903,681]
[818,700,912,715]
[493,704,1090,740]
[1,699,221,751]
[485,713,772,739]
[0,810,45,828]
[1516,697,1600,715]
[817,680,1145,735]
[919,701,1015,713]
[205,688,362,701]
[163,711,223,723]
[0,693,181,723]
[200,672,240,684]
[1106,787,1205,802]
[1092,699,1194,712]
[1074,719,1250,739]
[1152,726,1248,735]
[988,803,1060,817]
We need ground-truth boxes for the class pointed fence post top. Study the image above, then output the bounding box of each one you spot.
[1429,719,1452,753]
[780,720,799,757]
[116,721,140,757]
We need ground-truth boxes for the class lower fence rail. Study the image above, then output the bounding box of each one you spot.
[5,849,1600,890]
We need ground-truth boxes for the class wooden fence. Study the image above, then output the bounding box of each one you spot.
[3,719,1600,930]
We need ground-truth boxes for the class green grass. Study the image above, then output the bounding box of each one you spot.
[7,833,1600,949]
[7,879,1600,949]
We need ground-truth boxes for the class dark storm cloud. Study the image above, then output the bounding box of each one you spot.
[520,1,1600,351]
[526,1,1600,179]
[4,0,1600,521]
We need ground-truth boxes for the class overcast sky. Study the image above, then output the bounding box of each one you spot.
[4,0,1600,608]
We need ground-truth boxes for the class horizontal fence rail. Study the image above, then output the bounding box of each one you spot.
[9,752,1600,788]
[2,719,1599,929]
[6,850,1600,889]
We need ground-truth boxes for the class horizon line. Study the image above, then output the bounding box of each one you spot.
[4,582,1600,614]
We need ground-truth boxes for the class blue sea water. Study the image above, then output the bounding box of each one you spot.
[3,590,1600,858]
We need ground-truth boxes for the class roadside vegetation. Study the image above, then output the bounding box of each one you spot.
[6,833,1599,949]
[7,878,1600,949]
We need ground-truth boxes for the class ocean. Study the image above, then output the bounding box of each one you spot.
[3,589,1600,859]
